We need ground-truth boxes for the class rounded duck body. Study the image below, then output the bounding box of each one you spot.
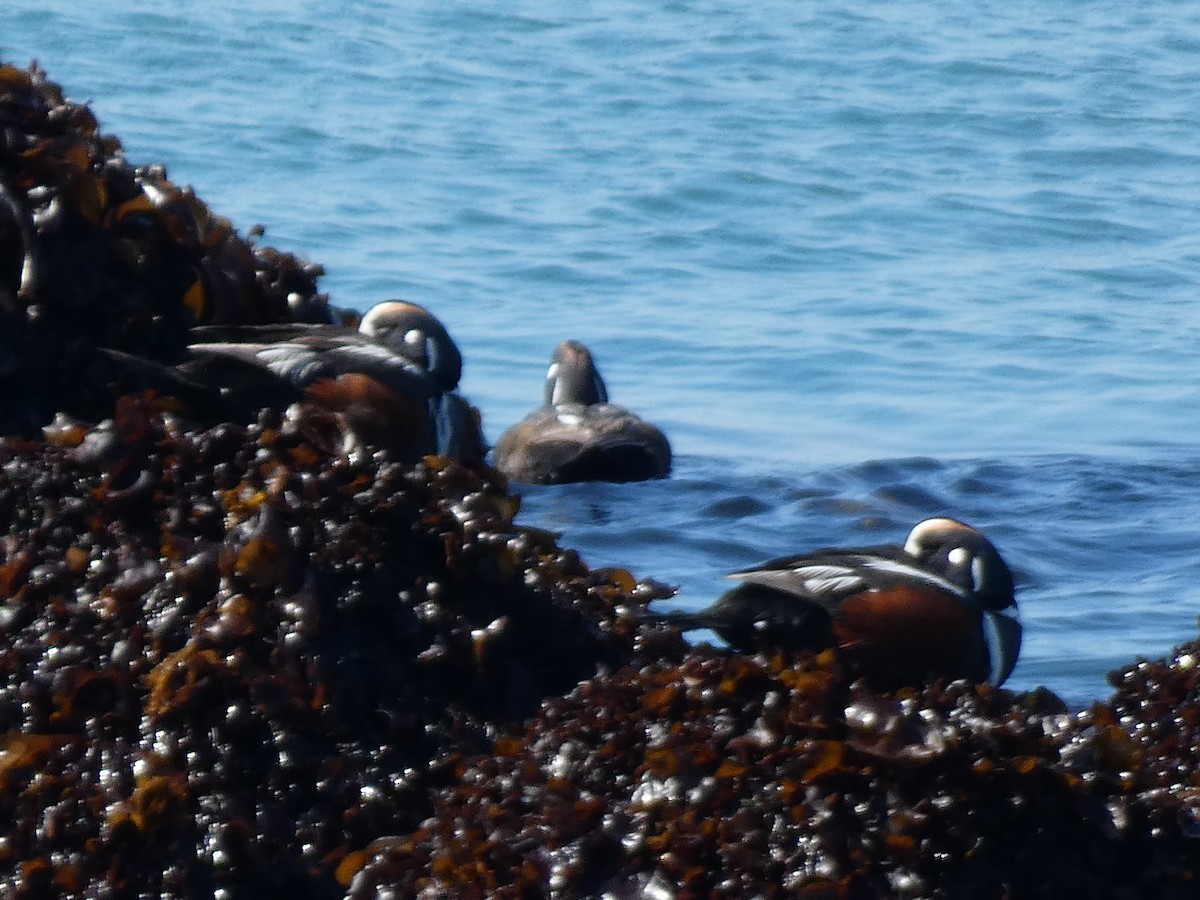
[187,299,462,390]
[493,340,671,485]
[179,338,441,460]
[106,300,483,463]
[653,518,1021,688]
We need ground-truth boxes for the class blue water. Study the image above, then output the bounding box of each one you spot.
[7,2,1200,705]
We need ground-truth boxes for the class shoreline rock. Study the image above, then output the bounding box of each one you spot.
[0,60,329,433]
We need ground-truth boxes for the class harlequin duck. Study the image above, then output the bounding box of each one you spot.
[652,518,1021,687]
[493,340,671,484]
[358,300,463,392]
[182,336,442,459]
[356,301,483,462]
[103,301,484,462]
[187,299,462,388]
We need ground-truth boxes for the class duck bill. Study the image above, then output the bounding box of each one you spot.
[982,608,1023,687]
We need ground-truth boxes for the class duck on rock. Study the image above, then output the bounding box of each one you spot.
[650,518,1022,688]
[102,300,484,464]
[493,340,671,485]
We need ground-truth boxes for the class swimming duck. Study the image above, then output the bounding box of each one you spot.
[493,340,671,484]
[652,518,1021,687]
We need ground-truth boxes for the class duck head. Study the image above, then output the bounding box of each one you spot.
[543,340,608,407]
[359,300,462,392]
[904,517,1022,687]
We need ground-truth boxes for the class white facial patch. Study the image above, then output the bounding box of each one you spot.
[971,557,986,595]
[548,362,568,404]
[904,518,971,557]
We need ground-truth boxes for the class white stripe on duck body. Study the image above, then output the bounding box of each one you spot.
[181,300,482,461]
[493,340,672,485]
[188,299,460,389]
[651,518,1022,688]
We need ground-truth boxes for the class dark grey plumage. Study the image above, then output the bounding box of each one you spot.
[494,340,671,485]
[649,518,1022,687]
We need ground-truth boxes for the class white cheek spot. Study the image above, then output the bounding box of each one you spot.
[947,547,970,567]
[556,412,583,426]
[404,328,424,349]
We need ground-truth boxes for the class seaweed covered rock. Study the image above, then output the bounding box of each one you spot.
[0,396,673,898]
[0,61,330,432]
[348,647,1200,899]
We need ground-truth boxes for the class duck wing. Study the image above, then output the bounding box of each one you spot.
[725,545,969,616]
[185,342,333,388]
[188,322,357,345]
[186,339,439,400]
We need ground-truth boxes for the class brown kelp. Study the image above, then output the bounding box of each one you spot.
[0,61,328,433]
[0,396,671,898]
[346,649,1200,898]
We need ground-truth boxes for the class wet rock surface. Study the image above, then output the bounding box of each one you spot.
[0,397,668,898]
[344,647,1200,899]
[0,61,329,434]
[1,59,1199,899]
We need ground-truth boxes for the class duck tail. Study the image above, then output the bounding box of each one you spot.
[637,606,717,632]
[97,348,221,412]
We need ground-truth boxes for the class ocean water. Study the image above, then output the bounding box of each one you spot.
[6,1,1200,705]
